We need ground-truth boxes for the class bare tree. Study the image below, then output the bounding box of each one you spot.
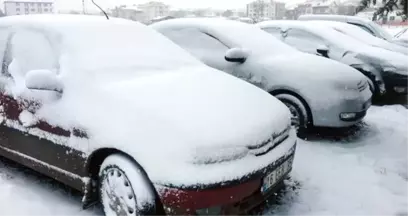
[250,0,268,23]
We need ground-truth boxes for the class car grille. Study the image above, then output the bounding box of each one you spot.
[247,125,291,157]
[358,80,368,92]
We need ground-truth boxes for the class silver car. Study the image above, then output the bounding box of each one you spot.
[151,18,372,131]
[257,20,408,100]
[304,20,408,55]
[297,14,408,47]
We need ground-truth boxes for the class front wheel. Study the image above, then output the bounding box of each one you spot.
[99,154,156,216]
[275,94,311,138]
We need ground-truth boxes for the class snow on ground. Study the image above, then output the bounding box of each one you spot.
[0,105,407,215]
[267,105,408,215]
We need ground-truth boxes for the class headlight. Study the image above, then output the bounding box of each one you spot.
[191,146,249,165]
[334,82,359,91]
[350,63,374,73]
[382,64,398,72]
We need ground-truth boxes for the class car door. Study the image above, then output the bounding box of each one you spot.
[282,28,328,55]
[0,28,87,190]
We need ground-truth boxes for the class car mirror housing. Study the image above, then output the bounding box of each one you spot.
[316,44,329,58]
[25,69,63,93]
[225,48,249,63]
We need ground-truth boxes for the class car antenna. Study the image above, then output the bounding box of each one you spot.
[91,0,109,20]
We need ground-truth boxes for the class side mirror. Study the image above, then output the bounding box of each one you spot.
[25,69,63,93]
[316,45,329,58]
[225,48,249,63]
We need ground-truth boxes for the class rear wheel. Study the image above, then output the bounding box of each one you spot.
[99,154,156,216]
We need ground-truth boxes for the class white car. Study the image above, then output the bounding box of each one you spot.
[151,18,372,131]
[0,15,297,215]
[257,20,408,99]
[303,20,408,55]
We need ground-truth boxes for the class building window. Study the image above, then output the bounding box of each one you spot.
[16,3,19,6]
[25,3,28,7]
[31,8,35,12]
[31,3,34,6]
[44,8,48,12]
[16,8,20,11]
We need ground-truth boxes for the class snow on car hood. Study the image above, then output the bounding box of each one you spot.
[351,45,408,73]
[258,52,366,88]
[35,66,292,185]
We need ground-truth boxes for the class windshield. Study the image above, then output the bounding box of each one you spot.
[213,22,297,55]
[368,21,393,40]
[396,28,408,38]
[62,22,202,72]
[332,25,386,46]
[309,26,371,50]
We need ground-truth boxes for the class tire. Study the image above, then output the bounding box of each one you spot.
[274,94,310,138]
[99,154,156,216]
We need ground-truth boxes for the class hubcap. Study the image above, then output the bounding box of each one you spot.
[283,102,301,130]
[101,168,137,216]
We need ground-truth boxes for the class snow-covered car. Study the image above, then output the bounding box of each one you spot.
[151,18,372,131]
[257,20,408,99]
[297,14,408,47]
[0,15,298,215]
[303,20,408,55]
[394,27,408,45]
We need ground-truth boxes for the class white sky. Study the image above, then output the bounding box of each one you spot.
[54,0,304,11]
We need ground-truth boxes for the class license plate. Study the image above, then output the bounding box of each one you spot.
[261,156,294,193]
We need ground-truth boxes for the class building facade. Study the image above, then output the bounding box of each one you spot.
[137,1,170,21]
[4,0,54,16]
[247,0,286,21]
[111,5,147,23]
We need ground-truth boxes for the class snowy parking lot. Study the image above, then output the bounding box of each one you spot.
[1,104,406,215]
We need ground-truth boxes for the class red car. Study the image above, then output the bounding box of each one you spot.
[0,15,296,215]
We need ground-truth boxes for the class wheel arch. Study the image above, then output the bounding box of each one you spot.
[269,88,314,126]
[82,148,165,214]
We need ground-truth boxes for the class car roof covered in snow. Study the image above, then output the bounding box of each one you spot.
[151,17,253,31]
[0,14,138,30]
[297,14,371,23]
[256,20,369,50]
[151,18,297,55]
[0,14,203,71]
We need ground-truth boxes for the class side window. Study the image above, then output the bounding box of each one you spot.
[283,28,326,53]
[348,23,375,36]
[6,29,57,84]
[162,28,229,64]
[262,27,283,38]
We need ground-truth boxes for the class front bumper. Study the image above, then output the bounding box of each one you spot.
[313,86,372,128]
[156,144,296,215]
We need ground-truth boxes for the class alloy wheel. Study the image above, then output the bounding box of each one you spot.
[283,102,301,131]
